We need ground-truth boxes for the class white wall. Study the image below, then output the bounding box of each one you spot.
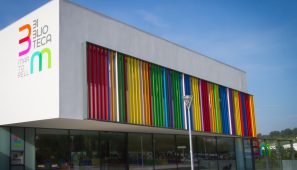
[59,1,247,119]
[0,0,59,125]
[0,0,249,124]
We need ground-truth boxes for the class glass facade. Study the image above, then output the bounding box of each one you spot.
[176,135,195,170]
[35,129,69,169]
[243,139,253,170]
[217,137,236,170]
[69,130,99,169]
[197,136,218,170]
[3,126,297,170]
[153,134,177,169]
[128,133,154,169]
[100,132,127,169]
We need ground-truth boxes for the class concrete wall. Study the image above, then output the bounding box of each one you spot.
[59,0,248,119]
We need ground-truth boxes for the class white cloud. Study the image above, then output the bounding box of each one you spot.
[136,9,169,28]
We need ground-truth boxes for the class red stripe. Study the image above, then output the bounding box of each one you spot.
[92,47,98,119]
[100,49,105,120]
[99,48,103,120]
[245,94,252,136]
[202,80,210,132]
[95,47,100,120]
[105,49,109,120]
[92,46,97,120]
[238,92,244,136]
[103,49,107,120]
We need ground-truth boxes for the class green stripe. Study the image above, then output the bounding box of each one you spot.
[159,67,164,127]
[176,73,181,129]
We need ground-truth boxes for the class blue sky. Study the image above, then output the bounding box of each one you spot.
[1,0,296,134]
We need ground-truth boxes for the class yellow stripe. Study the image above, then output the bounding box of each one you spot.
[215,84,222,133]
[196,79,202,131]
[127,57,132,123]
[132,58,136,124]
[233,91,242,136]
[233,91,238,135]
[250,96,256,137]
[191,78,196,130]
[193,78,202,131]
[135,59,138,124]
[137,59,141,124]
[209,83,215,133]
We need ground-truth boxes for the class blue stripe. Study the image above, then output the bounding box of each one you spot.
[163,68,169,127]
[219,86,229,134]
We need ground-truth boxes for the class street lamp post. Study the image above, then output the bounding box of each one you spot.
[183,95,194,170]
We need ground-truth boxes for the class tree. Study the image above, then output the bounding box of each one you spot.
[281,128,293,137]
[269,131,280,138]
[257,133,263,138]
[292,128,297,136]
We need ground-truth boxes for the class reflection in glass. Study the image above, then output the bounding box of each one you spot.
[35,129,69,170]
[217,137,236,170]
[128,133,153,170]
[243,139,253,170]
[196,136,217,170]
[176,135,196,170]
[10,127,25,168]
[266,140,282,170]
[69,130,99,169]
[100,132,127,169]
[279,140,292,160]
[235,138,245,170]
[154,134,176,169]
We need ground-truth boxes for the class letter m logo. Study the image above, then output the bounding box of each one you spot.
[30,48,52,74]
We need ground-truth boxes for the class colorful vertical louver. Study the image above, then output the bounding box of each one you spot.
[87,42,257,137]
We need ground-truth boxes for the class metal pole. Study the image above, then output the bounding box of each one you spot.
[187,106,194,170]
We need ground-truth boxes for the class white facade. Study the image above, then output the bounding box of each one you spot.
[0,0,247,126]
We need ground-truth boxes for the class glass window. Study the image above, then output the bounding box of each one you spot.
[243,139,253,170]
[69,130,99,169]
[153,134,176,169]
[235,138,245,170]
[266,140,282,170]
[100,132,127,169]
[11,127,25,170]
[176,135,196,170]
[279,140,292,160]
[35,129,69,170]
[128,133,153,170]
[217,137,236,170]
[0,127,10,170]
[196,136,217,170]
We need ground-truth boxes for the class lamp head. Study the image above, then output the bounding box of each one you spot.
[183,95,193,109]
